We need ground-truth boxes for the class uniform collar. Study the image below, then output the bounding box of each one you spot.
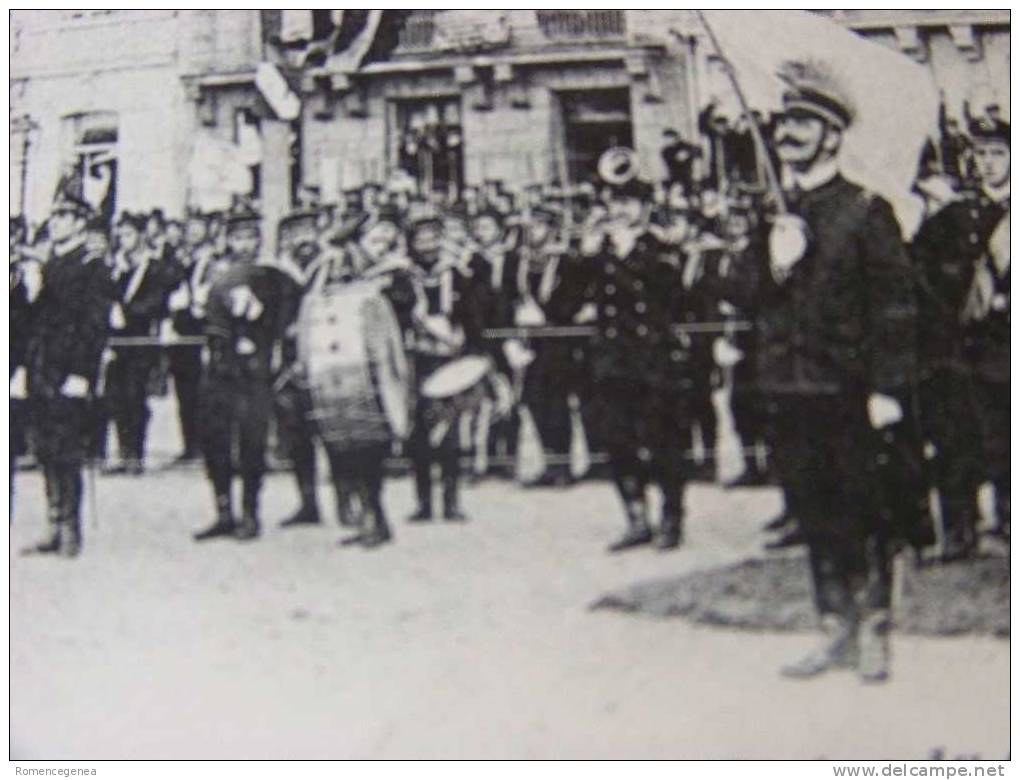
[52,234,86,258]
[789,158,840,194]
[980,181,1010,207]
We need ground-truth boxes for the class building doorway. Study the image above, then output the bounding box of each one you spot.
[557,88,633,186]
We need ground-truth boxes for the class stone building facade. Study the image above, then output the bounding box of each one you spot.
[9,9,1010,229]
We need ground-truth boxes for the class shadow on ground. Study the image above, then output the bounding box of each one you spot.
[592,553,1009,638]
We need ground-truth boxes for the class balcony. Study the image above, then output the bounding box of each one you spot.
[534,10,626,42]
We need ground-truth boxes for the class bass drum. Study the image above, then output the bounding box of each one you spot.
[297,279,412,449]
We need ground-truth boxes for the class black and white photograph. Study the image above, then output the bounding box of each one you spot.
[7,8,1011,766]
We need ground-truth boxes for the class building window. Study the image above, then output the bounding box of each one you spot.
[394,97,463,199]
[63,111,118,222]
[557,88,633,185]
[234,108,262,201]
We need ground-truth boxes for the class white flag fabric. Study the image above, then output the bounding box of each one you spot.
[700,10,940,237]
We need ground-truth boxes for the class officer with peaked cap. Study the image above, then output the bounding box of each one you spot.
[579,170,694,551]
[748,61,919,682]
[913,115,1010,550]
[193,209,303,542]
[23,181,116,557]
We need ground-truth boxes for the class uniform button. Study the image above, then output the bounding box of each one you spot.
[606,265,616,275]
[605,305,617,317]
[636,324,648,337]
[969,233,979,244]
[670,350,684,362]
[635,302,647,313]
[572,348,584,361]
[605,327,618,339]
[633,280,644,291]
[605,284,616,294]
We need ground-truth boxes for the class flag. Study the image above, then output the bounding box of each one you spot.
[699,10,940,237]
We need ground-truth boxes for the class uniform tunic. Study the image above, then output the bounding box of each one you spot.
[752,174,918,615]
[28,237,115,465]
[200,260,302,500]
[583,228,693,516]
[912,190,1010,541]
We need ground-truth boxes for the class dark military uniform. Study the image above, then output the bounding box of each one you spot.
[912,189,1010,551]
[10,247,40,511]
[518,234,589,483]
[106,249,173,472]
[583,227,693,550]
[400,251,478,520]
[753,174,918,648]
[166,240,218,462]
[195,260,302,540]
[27,234,115,555]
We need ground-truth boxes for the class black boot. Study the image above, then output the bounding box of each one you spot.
[60,517,82,558]
[22,511,62,556]
[194,494,236,541]
[442,477,467,522]
[235,485,261,541]
[408,504,434,523]
[280,503,320,528]
[608,500,654,553]
[657,510,684,550]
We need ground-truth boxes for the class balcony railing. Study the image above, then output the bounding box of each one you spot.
[535,10,626,42]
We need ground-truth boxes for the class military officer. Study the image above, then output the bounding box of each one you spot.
[24,184,116,557]
[912,116,1010,551]
[10,216,41,512]
[193,211,303,542]
[753,63,918,682]
[580,169,693,552]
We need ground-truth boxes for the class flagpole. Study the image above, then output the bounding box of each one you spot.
[691,10,787,215]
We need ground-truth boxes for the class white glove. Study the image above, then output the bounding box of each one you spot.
[10,367,28,400]
[229,285,254,318]
[574,303,598,324]
[769,214,809,283]
[21,262,43,303]
[168,285,191,312]
[60,374,90,398]
[109,303,127,330]
[236,336,257,356]
[867,393,903,430]
[514,298,546,327]
[503,339,535,370]
[712,337,744,368]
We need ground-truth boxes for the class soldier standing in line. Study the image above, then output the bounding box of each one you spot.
[402,212,476,522]
[105,212,171,475]
[192,211,303,542]
[164,210,218,465]
[24,184,116,557]
[273,209,331,529]
[516,204,588,486]
[10,216,42,514]
[912,116,1010,554]
[580,163,694,552]
[752,63,918,682]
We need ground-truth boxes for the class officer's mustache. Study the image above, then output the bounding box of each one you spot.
[774,132,809,149]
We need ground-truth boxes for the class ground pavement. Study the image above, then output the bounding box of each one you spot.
[10,465,1009,759]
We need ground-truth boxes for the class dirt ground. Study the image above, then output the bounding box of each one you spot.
[9,399,1010,759]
